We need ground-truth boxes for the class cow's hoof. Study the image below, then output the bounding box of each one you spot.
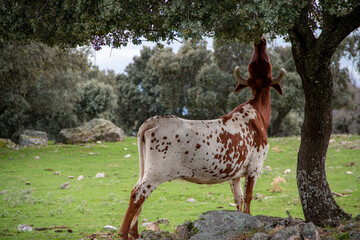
[118,232,128,240]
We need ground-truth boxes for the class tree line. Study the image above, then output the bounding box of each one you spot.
[1,39,358,141]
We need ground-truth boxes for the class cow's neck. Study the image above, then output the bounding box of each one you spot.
[249,88,271,131]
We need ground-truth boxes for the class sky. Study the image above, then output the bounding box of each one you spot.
[88,38,360,85]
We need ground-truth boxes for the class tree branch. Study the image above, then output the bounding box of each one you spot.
[318,4,360,58]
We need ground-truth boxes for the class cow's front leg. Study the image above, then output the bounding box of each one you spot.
[243,175,257,214]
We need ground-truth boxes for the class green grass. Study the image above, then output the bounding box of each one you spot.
[0,135,359,239]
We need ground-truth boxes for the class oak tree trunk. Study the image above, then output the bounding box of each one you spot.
[291,41,351,226]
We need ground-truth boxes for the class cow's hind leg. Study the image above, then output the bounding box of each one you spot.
[230,178,244,211]
[119,177,160,240]
[243,175,257,214]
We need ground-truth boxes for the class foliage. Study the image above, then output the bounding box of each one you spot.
[0,41,118,141]
[0,41,89,140]
[0,136,359,239]
[75,79,118,122]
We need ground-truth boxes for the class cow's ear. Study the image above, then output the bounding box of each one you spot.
[271,84,283,95]
[234,83,248,92]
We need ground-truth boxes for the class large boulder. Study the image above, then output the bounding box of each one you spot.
[0,138,17,148]
[19,130,48,146]
[175,210,264,240]
[59,118,125,144]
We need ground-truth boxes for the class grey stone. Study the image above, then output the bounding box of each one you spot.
[18,224,32,232]
[301,222,320,240]
[140,230,173,240]
[271,226,300,240]
[252,232,270,240]
[157,218,170,225]
[59,118,125,144]
[188,210,264,240]
[19,130,48,146]
[103,225,118,231]
[60,182,70,189]
[349,231,360,240]
[0,138,17,148]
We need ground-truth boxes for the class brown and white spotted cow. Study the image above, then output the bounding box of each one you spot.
[119,37,286,239]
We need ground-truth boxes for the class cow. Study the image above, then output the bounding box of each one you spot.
[119,37,286,239]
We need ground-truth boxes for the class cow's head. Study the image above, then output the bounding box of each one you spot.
[234,37,286,95]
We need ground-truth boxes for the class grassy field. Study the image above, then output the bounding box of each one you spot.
[0,135,359,239]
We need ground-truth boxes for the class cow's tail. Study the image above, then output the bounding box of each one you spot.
[130,118,158,228]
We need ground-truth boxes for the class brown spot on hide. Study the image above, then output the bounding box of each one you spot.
[163,136,167,140]
[175,135,179,138]
[147,185,151,189]
[185,151,189,154]
[196,144,201,149]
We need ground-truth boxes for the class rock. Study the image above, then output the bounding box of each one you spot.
[143,218,149,222]
[59,118,125,144]
[124,154,131,158]
[0,138,17,149]
[182,210,263,240]
[60,182,70,189]
[349,231,360,240]
[96,141,102,144]
[54,171,61,175]
[146,222,160,232]
[142,222,152,227]
[186,198,196,203]
[283,169,291,174]
[18,224,32,232]
[346,171,353,174]
[254,193,263,200]
[95,173,105,178]
[77,175,84,181]
[301,222,320,240]
[34,156,40,159]
[103,225,118,231]
[1,190,8,195]
[264,166,271,171]
[25,182,31,185]
[19,130,48,146]
[175,221,196,240]
[141,230,173,240]
[157,218,170,225]
[252,232,270,240]
[344,189,353,193]
[68,176,74,179]
[272,226,300,240]
[229,203,236,207]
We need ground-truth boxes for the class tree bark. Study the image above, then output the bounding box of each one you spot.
[290,27,351,226]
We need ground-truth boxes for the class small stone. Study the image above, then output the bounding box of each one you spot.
[141,222,152,227]
[344,189,353,193]
[8,156,14,160]
[146,222,160,232]
[302,222,320,240]
[252,232,270,240]
[283,169,291,174]
[272,226,300,240]
[96,141,102,144]
[124,148,128,150]
[156,218,170,225]
[124,154,131,158]
[103,225,117,231]
[34,156,40,160]
[254,193,263,200]
[95,173,105,178]
[60,182,70,189]
[186,198,196,203]
[54,171,61,175]
[1,190,8,195]
[25,182,31,185]
[265,166,271,171]
[346,171,353,174]
[77,175,84,181]
[68,176,74,179]
[229,203,236,207]
[143,218,149,222]
[348,231,360,240]
[18,224,32,232]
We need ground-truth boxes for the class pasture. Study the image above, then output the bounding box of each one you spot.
[0,135,359,239]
